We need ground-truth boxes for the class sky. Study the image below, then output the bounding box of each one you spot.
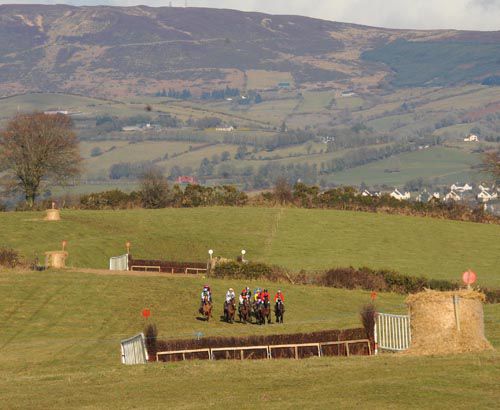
[2,0,500,30]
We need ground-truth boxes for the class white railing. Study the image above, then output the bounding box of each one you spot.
[374,312,411,353]
[110,254,129,271]
[155,339,371,361]
[121,333,148,365]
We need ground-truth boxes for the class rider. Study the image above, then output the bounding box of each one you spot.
[261,288,270,304]
[253,288,261,304]
[199,284,212,312]
[274,289,285,304]
[239,288,248,305]
[225,287,236,304]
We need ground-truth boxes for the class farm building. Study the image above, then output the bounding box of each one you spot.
[463,134,479,142]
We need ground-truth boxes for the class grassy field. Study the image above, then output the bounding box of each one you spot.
[0,90,494,191]
[0,207,498,286]
[246,70,294,90]
[1,270,498,409]
[328,147,482,187]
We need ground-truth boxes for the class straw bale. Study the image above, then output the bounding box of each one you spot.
[405,289,492,355]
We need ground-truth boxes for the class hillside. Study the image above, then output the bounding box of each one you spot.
[1,5,500,98]
[1,270,499,408]
[1,207,499,286]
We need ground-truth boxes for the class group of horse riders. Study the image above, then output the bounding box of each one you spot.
[199,285,285,324]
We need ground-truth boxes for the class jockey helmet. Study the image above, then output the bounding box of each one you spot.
[264,288,268,292]
[229,288,234,292]
[242,289,246,294]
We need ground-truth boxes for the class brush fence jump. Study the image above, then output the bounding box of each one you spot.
[121,333,148,365]
[156,339,371,362]
[374,312,411,353]
[109,254,129,271]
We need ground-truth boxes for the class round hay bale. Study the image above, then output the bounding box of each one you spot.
[45,251,68,269]
[45,209,61,221]
[405,290,493,355]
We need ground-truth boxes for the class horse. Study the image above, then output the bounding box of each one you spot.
[258,297,272,325]
[275,299,285,323]
[224,297,236,323]
[200,296,212,321]
[238,299,251,324]
[251,300,261,324]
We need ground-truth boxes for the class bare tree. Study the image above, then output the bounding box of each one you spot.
[482,150,500,183]
[274,176,293,205]
[140,168,170,209]
[0,113,82,207]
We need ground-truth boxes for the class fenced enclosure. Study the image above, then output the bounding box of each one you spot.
[109,254,128,271]
[374,312,411,353]
[121,333,148,365]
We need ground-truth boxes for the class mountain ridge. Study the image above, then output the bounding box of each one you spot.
[0,4,499,98]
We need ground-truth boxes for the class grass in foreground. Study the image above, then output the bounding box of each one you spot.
[0,270,498,409]
[0,207,499,286]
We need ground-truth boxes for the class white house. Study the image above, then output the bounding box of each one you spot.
[341,90,356,97]
[390,189,411,201]
[451,183,472,192]
[216,126,234,132]
[44,110,69,115]
[444,191,461,202]
[477,190,498,202]
[464,134,479,142]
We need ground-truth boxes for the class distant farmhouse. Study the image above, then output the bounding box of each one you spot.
[216,126,235,132]
[341,90,356,97]
[464,134,479,142]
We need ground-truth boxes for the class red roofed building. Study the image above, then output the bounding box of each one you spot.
[176,176,198,185]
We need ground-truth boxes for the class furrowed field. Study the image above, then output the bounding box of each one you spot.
[0,271,499,409]
[0,207,499,286]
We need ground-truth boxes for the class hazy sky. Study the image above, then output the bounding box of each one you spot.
[3,0,500,30]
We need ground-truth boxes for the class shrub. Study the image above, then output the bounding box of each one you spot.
[90,147,103,157]
[360,303,376,341]
[80,190,138,210]
[483,288,500,304]
[321,267,388,291]
[212,261,284,281]
[144,323,158,358]
[140,169,171,209]
[0,247,21,268]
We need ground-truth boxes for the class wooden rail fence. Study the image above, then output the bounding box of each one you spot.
[156,339,371,362]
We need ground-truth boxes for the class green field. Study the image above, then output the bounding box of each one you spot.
[328,147,482,187]
[1,270,499,409]
[0,90,495,192]
[0,207,499,286]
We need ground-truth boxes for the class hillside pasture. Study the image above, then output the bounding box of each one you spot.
[0,207,498,286]
[328,146,482,187]
[246,70,294,90]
